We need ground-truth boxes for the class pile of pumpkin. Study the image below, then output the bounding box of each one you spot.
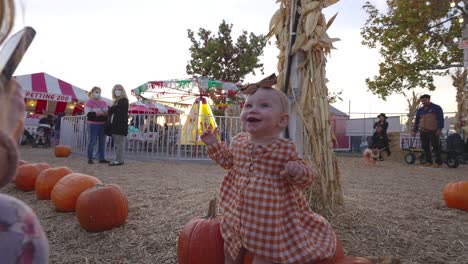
[13,160,128,232]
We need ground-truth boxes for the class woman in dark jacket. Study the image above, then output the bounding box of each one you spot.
[108,84,129,166]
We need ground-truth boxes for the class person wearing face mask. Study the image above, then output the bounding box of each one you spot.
[84,86,109,164]
[107,84,129,166]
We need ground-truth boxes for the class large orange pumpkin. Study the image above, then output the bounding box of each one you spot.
[10,160,28,184]
[76,183,129,232]
[443,181,468,211]
[15,163,51,191]
[35,166,74,200]
[51,173,102,212]
[54,145,72,157]
[178,199,224,264]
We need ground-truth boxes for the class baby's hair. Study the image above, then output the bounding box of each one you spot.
[246,87,290,114]
[87,86,101,98]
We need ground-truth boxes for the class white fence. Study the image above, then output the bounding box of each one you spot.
[59,114,243,161]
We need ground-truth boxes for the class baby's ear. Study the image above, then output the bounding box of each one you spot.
[279,113,289,129]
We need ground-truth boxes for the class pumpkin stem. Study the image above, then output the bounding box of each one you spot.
[206,198,217,219]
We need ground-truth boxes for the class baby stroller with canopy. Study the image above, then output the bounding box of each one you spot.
[33,115,53,148]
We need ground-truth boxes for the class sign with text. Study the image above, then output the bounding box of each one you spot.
[24,91,72,102]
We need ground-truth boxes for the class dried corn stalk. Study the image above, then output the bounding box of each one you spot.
[269,0,343,212]
[404,91,420,132]
[451,69,467,131]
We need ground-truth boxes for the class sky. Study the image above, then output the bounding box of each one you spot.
[10,0,457,117]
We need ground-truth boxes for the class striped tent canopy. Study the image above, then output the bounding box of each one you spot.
[14,72,111,115]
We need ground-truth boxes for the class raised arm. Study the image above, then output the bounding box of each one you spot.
[201,128,234,169]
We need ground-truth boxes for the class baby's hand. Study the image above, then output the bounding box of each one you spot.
[200,127,219,146]
[280,161,304,180]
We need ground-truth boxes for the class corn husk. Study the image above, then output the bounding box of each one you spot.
[270,0,343,213]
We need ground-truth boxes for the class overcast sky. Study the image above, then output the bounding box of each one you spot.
[10,0,457,117]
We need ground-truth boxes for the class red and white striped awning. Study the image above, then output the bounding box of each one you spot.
[15,72,88,103]
[14,72,110,116]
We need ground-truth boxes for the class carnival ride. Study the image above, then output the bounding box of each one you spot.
[131,77,242,156]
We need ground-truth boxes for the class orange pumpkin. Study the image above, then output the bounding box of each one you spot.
[35,166,74,200]
[55,145,72,157]
[51,173,102,212]
[37,162,51,170]
[15,163,51,191]
[443,181,468,211]
[178,199,224,264]
[76,183,129,232]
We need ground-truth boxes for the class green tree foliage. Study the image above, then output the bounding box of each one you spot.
[186,20,267,83]
[361,0,463,99]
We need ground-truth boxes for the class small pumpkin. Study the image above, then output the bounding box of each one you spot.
[35,166,74,200]
[54,145,72,157]
[177,199,224,264]
[76,183,128,232]
[15,163,51,191]
[443,181,468,211]
[51,173,101,212]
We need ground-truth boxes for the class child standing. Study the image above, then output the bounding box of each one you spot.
[201,84,337,264]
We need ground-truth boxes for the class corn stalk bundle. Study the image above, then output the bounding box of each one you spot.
[405,91,420,132]
[451,69,467,131]
[269,0,343,213]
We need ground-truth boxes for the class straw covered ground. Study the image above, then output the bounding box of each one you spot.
[2,146,467,264]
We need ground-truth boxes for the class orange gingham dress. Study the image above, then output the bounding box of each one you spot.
[207,133,336,264]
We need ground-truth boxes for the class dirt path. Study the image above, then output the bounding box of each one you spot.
[2,147,467,263]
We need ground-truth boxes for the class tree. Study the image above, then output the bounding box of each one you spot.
[361,0,463,100]
[186,20,267,83]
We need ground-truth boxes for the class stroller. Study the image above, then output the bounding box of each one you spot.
[445,133,467,168]
[32,124,52,148]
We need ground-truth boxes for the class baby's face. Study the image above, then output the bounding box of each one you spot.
[240,89,288,139]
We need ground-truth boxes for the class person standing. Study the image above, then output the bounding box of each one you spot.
[411,94,444,168]
[84,86,109,164]
[374,113,390,156]
[108,84,129,166]
[54,112,65,145]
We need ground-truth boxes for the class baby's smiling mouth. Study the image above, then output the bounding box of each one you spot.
[246,117,260,122]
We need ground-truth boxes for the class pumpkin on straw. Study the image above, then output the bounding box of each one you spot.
[443,181,468,211]
[177,199,224,264]
[76,183,129,232]
[15,162,51,191]
[51,173,101,212]
[36,166,74,200]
